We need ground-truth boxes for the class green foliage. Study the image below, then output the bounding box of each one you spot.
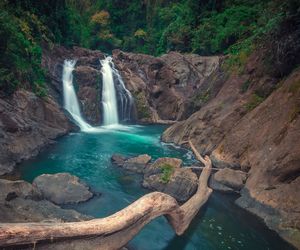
[159,164,174,184]
[191,89,211,110]
[133,92,151,119]
[241,79,251,93]
[0,0,298,95]
[244,94,265,111]
[0,7,46,95]
[192,4,261,55]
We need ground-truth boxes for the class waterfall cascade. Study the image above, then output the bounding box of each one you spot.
[62,60,91,131]
[100,56,133,125]
[100,57,119,125]
[62,57,133,131]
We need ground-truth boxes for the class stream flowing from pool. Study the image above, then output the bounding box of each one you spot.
[19,125,292,250]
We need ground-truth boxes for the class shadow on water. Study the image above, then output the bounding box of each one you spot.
[163,204,210,250]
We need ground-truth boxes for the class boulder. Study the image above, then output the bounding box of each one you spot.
[145,157,182,176]
[33,173,93,205]
[209,176,236,193]
[122,154,152,173]
[0,179,42,202]
[211,168,247,192]
[210,154,241,170]
[0,198,91,223]
[0,163,14,177]
[111,154,127,167]
[0,179,91,223]
[143,167,198,202]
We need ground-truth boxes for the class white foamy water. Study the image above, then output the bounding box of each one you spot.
[62,60,92,131]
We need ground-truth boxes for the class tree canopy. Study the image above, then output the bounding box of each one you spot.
[0,0,299,94]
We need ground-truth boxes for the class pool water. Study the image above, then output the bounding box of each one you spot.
[19,125,293,250]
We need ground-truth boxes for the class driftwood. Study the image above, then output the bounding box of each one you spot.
[0,140,212,250]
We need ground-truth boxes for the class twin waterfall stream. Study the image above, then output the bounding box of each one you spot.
[62,56,133,131]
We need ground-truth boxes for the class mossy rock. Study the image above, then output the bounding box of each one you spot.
[132,91,151,119]
[244,94,265,111]
[159,164,174,184]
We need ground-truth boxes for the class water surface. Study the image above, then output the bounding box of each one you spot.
[20,125,293,250]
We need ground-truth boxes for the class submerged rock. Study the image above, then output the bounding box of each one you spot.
[123,154,152,173]
[112,154,151,173]
[33,173,93,205]
[111,154,127,167]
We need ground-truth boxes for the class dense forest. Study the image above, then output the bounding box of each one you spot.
[0,0,299,95]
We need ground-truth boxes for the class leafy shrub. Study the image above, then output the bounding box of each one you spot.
[0,9,45,95]
[159,164,174,184]
[192,4,261,55]
[244,94,265,111]
[133,92,151,119]
[91,10,110,26]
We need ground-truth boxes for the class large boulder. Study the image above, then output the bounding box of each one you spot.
[209,168,247,193]
[0,198,90,223]
[143,167,198,202]
[111,154,127,167]
[122,154,152,173]
[0,179,41,201]
[33,173,93,205]
[142,157,197,202]
[0,179,91,223]
[144,157,182,176]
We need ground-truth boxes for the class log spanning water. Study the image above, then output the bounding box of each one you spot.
[0,141,212,250]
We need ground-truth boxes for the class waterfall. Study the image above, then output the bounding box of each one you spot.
[62,60,91,131]
[111,60,134,122]
[100,56,133,125]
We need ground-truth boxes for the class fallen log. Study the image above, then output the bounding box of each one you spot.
[0,140,212,250]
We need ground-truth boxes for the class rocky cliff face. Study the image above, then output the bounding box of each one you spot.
[162,50,300,247]
[42,45,105,125]
[112,50,220,123]
[0,90,72,177]
[43,46,220,125]
[1,43,298,247]
[0,46,108,177]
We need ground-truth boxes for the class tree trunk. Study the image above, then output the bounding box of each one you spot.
[0,140,212,250]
